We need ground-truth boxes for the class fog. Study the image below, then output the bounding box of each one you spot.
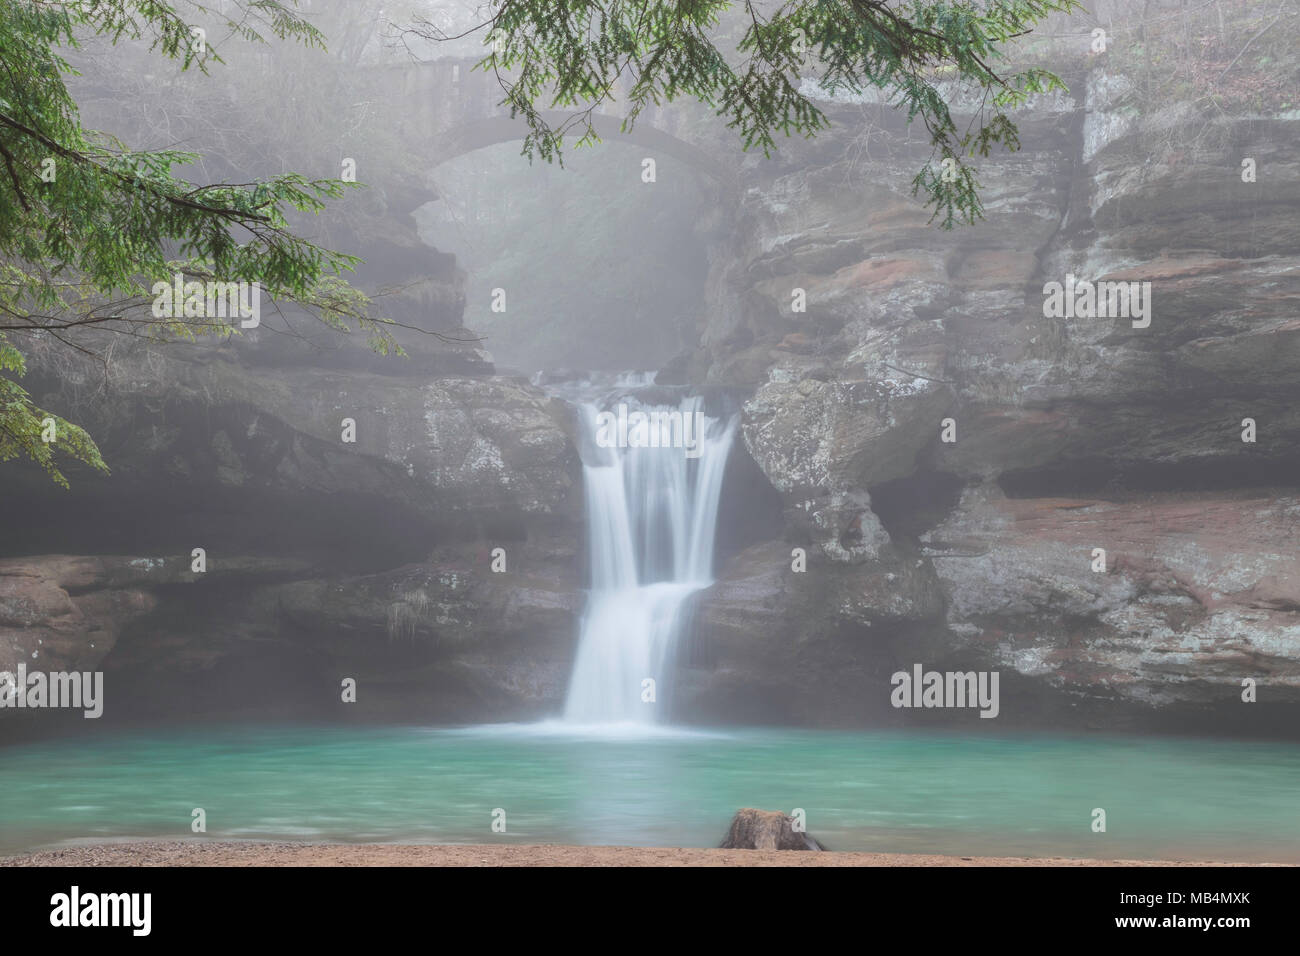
[2,1,1299,869]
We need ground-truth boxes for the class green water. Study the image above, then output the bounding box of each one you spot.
[3,722,1299,861]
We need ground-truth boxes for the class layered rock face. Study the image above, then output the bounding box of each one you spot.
[6,34,1299,737]
[0,331,584,736]
[684,60,1300,732]
[925,487,1300,714]
[5,34,598,735]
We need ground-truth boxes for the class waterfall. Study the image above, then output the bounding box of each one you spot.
[563,394,737,724]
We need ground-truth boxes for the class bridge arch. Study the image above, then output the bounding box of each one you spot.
[428,111,730,182]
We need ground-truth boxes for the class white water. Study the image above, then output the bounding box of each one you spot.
[563,395,737,724]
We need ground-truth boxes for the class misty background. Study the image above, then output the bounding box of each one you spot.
[2,0,1298,741]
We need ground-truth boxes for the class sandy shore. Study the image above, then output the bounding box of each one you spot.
[0,841,1263,867]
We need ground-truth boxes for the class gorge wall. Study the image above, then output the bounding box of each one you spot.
[683,59,1300,733]
[4,46,1299,737]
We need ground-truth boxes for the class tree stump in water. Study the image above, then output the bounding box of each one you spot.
[718,808,825,850]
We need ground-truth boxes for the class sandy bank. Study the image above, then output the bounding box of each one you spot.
[1,841,1267,867]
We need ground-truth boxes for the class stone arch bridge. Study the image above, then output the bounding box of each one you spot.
[363,56,732,183]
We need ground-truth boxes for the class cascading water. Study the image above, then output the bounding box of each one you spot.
[563,394,736,725]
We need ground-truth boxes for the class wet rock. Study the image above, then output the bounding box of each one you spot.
[685,56,1300,730]
[2,342,584,726]
[923,485,1300,712]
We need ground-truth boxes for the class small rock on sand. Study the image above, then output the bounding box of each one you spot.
[718,808,825,851]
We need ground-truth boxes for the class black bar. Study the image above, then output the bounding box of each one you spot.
[1,862,1281,942]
